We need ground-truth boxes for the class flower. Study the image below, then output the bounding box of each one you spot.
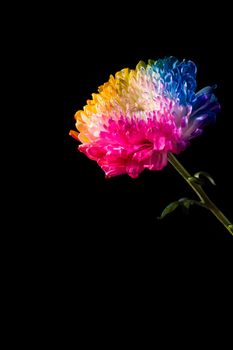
[70,57,220,178]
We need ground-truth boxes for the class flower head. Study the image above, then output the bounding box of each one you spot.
[70,57,220,178]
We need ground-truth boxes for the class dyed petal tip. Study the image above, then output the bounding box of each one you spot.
[69,130,79,140]
[71,57,220,178]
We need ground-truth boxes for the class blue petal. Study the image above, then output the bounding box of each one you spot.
[150,56,197,105]
[190,85,220,124]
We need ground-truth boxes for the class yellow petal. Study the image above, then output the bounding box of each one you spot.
[78,133,90,143]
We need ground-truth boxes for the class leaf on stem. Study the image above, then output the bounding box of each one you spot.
[194,171,216,186]
[157,201,179,220]
[158,198,206,220]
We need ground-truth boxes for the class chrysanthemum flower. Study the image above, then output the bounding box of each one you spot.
[70,57,220,178]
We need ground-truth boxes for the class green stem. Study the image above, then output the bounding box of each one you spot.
[168,153,233,236]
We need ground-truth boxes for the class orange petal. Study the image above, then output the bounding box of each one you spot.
[69,130,79,140]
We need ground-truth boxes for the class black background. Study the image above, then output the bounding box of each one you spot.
[59,5,233,335]
[8,2,233,344]
[60,7,233,245]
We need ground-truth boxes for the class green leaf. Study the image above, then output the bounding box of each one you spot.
[178,197,207,211]
[194,171,216,186]
[158,201,179,220]
[158,197,207,221]
[178,197,194,209]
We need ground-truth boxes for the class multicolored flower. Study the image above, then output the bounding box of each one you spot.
[70,57,220,178]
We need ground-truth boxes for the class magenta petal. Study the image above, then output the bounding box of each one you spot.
[79,144,105,160]
[148,151,168,170]
[126,162,144,178]
[78,111,186,177]
[101,164,126,177]
[132,145,153,162]
[153,136,166,151]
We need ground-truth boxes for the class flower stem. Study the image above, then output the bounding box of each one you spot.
[167,153,233,236]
